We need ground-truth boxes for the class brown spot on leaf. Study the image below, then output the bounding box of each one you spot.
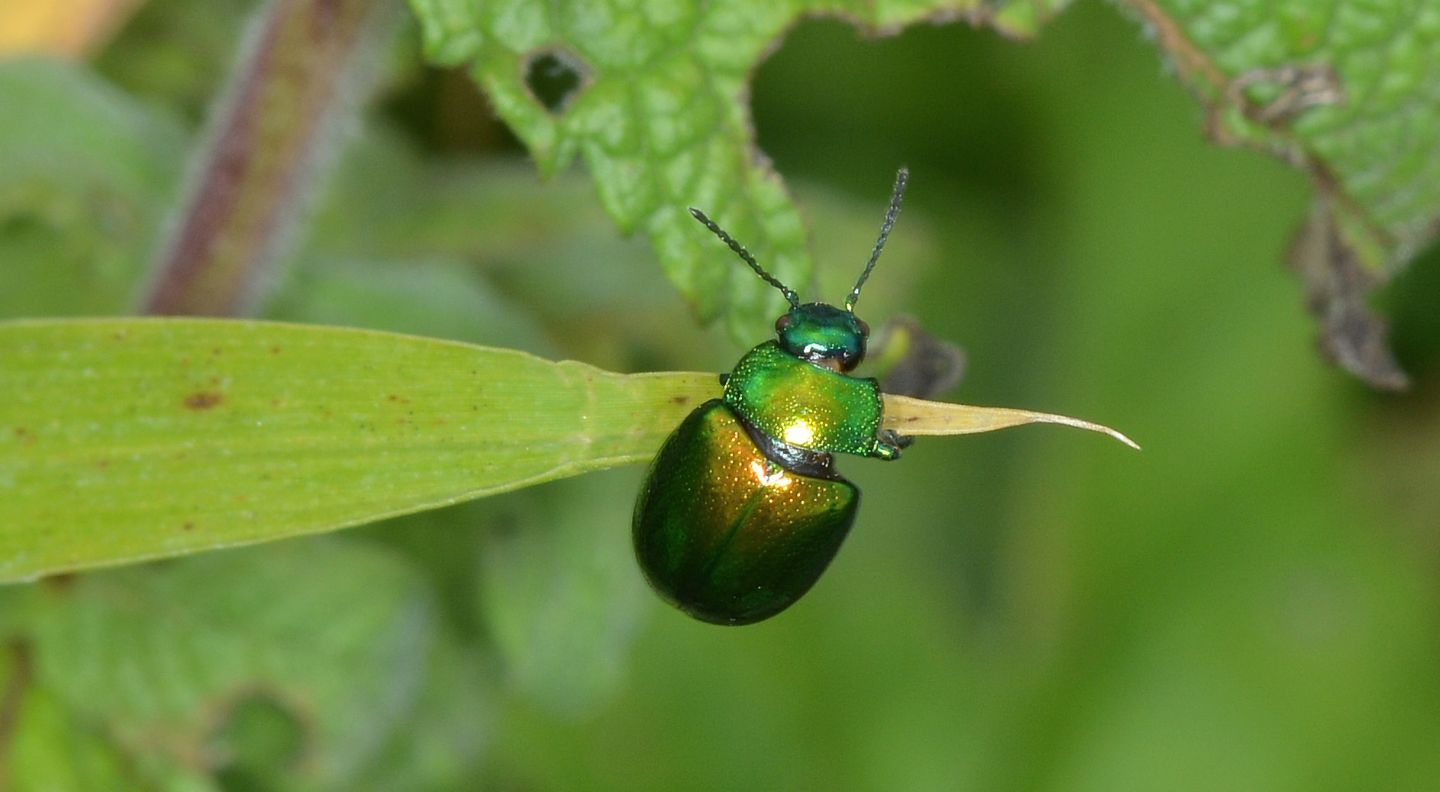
[185,391,225,410]
[42,574,76,593]
[11,427,35,446]
[670,395,689,405]
[269,345,281,354]
[183,521,195,531]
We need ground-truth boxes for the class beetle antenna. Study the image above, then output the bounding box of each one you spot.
[689,208,800,308]
[845,167,908,311]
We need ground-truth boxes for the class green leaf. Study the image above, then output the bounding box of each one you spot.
[404,0,1437,385]
[0,59,184,318]
[348,636,492,790]
[19,538,440,787]
[476,470,649,717]
[405,0,1067,339]
[5,681,142,792]
[1126,0,1440,269]
[0,318,717,582]
[1119,0,1440,387]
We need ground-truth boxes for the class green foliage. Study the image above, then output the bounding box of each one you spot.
[1119,0,1440,387]
[8,538,476,788]
[2,0,1440,788]
[476,471,649,716]
[1137,0,1440,271]
[407,0,1440,384]
[0,318,716,581]
[0,59,183,316]
[407,0,1068,339]
[6,681,140,790]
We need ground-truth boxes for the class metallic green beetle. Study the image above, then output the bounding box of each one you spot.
[634,170,910,625]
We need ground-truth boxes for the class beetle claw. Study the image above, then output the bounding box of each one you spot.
[879,428,913,452]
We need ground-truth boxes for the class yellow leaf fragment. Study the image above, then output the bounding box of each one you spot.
[0,0,145,58]
[883,393,1140,450]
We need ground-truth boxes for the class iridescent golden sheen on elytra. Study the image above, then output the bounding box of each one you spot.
[633,305,901,625]
[635,169,910,625]
[633,400,859,625]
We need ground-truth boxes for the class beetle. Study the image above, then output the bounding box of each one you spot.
[633,169,910,625]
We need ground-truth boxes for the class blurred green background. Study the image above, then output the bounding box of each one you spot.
[4,0,1440,789]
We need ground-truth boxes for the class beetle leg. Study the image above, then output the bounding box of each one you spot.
[879,428,913,451]
[871,432,906,460]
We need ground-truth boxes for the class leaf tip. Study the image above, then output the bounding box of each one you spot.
[1031,411,1141,450]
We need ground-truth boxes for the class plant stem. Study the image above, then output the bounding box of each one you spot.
[140,0,398,316]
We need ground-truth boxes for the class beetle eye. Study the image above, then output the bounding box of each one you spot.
[775,314,792,333]
[857,319,870,337]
